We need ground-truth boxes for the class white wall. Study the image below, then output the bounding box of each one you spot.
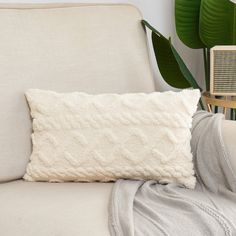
[0,0,203,91]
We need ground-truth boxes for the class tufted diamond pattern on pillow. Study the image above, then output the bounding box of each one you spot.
[24,89,200,188]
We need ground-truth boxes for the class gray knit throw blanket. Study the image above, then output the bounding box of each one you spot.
[109,111,236,236]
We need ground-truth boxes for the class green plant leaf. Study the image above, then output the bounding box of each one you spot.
[200,0,236,47]
[175,0,205,49]
[142,20,201,90]
[170,44,202,90]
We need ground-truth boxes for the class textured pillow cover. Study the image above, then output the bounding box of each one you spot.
[24,89,200,188]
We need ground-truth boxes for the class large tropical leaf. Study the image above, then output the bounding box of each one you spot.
[200,0,236,47]
[170,44,202,90]
[142,20,201,90]
[175,0,205,49]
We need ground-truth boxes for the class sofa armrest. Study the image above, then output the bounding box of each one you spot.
[222,120,236,172]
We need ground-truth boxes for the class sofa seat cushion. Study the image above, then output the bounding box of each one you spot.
[0,180,112,236]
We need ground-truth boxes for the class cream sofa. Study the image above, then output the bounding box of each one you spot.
[0,4,235,236]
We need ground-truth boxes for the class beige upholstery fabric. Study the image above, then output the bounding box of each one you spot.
[0,4,155,182]
[0,3,235,236]
[0,180,112,236]
[222,120,236,174]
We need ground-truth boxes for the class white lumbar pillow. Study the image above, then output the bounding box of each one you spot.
[24,89,200,188]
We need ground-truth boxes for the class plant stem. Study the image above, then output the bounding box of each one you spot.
[231,108,234,120]
[199,98,204,110]
[203,48,211,91]
[203,48,209,91]
[207,48,211,91]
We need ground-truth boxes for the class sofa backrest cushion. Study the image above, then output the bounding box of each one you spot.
[0,4,155,182]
